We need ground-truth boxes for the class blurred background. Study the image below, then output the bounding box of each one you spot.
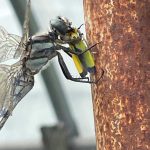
[0,0,96,150]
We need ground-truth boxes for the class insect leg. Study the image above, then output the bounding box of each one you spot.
[75,42,102,55]
[55,44,82,55]
[57,52,100,83]
[56,42,101,56]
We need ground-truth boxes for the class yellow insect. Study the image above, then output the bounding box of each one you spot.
[51,16,104,83]
[66,27,96,77]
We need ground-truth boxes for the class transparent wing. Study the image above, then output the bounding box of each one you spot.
[0,63,34,128]
[0,26,21,62]
[0,64,12,113]
[0,0,32,128]
[0,0,31,62]
[15,0,31,58]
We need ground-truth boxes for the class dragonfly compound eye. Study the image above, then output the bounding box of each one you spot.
[50,16,71,35]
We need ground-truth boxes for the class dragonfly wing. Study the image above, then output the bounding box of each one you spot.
[0,26,21,62]
[11,65,34,108]
[0,0,32,128]
[0,63,34,125]
[0,65,14,129]
[0,64,12,116]
[15,0,31,58]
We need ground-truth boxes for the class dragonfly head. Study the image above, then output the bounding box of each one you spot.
[50,16,72,35]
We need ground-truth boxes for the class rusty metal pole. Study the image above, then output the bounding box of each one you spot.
[84,0,150,150]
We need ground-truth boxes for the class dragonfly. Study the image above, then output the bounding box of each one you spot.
[0,0,104,128]
[31,16,104,81]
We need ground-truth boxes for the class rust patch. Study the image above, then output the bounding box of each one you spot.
[84,0,150,150]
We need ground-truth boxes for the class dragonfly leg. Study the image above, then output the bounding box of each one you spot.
[57,52,102,83]
[75,42,102,55]
[56,42,101,56]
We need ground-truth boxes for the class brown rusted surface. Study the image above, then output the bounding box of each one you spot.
[84,0,150,150]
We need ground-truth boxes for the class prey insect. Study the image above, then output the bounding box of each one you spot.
[31,16,104,83]
[0,0,103,128]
